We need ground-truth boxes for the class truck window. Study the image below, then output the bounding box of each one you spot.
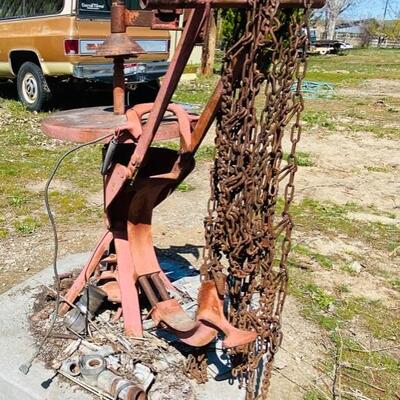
[0,0,64,19]
[24,0,64,17]
[0,0,24,19]
[79,0,140,18]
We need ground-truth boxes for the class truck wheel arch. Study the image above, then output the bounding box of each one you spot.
[9,49,44,76]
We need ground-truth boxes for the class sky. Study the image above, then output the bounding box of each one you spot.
[341,0,400,20]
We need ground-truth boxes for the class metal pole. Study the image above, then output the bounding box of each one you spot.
[382,0,390,21]
[112,0,126,115]
[379,0,390,47]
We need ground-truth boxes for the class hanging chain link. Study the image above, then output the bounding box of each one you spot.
[187,0,311,398]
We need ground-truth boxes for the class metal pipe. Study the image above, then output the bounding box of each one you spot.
[141,0,325,9]
[113,57,125,115]
[138,276,158,306]
[111,0,127,33]
[150,273,170,301]
[111,0,127,114]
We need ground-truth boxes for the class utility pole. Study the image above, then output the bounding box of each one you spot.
[382,0,390,21]
[379,0,390,46]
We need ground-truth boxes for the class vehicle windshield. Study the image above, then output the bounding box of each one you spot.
[79,0,140,19]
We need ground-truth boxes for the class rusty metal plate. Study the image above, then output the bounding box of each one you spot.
[41,106,184,144]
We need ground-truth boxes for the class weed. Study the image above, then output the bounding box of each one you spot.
[302,110,336,130]
[283,151,315,167]
[13,216,41,234]
[303,391,323,400]
[313,253,333,269]
[335,283,350,294]
[365,165,393,173]
[9,193,27,207]
[340,263,358,276]
[303,282,335,310]
[176,182,195,192]
[195,145,215,161]
[390,278,400,292]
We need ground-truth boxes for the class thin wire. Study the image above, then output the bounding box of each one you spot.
[19,133,113,375]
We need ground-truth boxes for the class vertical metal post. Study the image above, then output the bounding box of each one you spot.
[112,0,126,115]
[113,57,125,115]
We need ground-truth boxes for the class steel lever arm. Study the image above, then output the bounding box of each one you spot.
[126,7,209,178]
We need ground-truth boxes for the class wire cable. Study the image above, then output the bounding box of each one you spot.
[19,133,113,375]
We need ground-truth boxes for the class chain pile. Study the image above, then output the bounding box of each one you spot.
[186,0,311,398]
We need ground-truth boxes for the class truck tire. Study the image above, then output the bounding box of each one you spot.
[17,62,51,111]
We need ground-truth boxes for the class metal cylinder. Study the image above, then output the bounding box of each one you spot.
[63,285,107,333]
[111,0,127,33]
[150,273,169,301]
[97,369,147,400]
[138,276,158,306]
[79,355,146,400]
[113,57,125,115]
[80,354,107,386]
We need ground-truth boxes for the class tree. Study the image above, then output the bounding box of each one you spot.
[324,0,358,40]
[201,10,217,76]
[362,18,400,46]
[360,19,379,47]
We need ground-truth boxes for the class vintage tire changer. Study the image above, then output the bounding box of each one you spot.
[41,0,324,397]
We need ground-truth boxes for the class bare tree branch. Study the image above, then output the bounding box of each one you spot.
[324,0,359,39]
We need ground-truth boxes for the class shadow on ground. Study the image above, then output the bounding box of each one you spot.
[0,79,160,111]
[0,80,113,110]
[156,244,202,281]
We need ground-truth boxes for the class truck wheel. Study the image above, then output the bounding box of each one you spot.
[17,62,51,111]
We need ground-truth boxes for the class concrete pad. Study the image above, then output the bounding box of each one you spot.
[0,253,246,400]
[0,252,92,400]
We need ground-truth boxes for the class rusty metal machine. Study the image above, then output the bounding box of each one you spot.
[41,0,324,398]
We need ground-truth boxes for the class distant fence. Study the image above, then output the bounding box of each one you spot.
[335,32,400,49]
[369,38,400,48]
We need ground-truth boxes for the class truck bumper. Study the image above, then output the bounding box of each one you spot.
[72,61,169,83]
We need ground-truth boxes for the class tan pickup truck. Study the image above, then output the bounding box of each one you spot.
[0,0,170,110]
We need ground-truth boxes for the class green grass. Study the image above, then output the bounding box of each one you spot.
[290,198,400,253]
[290,267,400,340]
[365,165,395,173]
[152,141,216,162]
[194,145,215,161]
[293,244,334,269]
[173,75,219,106]
[302,97,400,139]
[289,265,400,399]
[303,391,323,400]
[176,181,195,192]
[302,110,336,130]
[283,151,316,167]
[390,278,400,293]
[13,216,42,234]
[307,48,400,86]
[0,99,104,236]
[347,122,400,139]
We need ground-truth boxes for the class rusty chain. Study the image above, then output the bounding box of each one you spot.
[186,0,311,398]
